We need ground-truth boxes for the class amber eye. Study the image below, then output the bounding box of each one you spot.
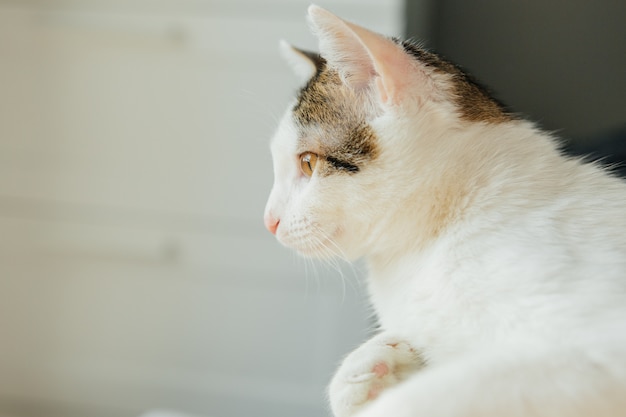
[300,152,318,177]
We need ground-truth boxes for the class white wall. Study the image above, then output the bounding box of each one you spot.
[0,1,402,417]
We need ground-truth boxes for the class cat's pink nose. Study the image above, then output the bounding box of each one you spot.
[264,214,280,235]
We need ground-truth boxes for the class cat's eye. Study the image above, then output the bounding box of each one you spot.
[300,152,318,177]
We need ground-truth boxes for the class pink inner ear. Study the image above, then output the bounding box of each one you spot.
[308,8,376,88]
[309,5,416,104]
[343,21,412,105]
[376,77,389,104]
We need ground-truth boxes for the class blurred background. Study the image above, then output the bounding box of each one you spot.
[0,1,623,417]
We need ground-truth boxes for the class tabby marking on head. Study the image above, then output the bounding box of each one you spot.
[293,59,379,175]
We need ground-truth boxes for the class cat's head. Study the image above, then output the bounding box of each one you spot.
[264,6,512,260]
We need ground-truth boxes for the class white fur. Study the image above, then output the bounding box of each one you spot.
[265,6,626,417]
[279,40,318,83]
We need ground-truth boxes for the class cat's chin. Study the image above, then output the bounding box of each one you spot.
[279,227,350,260]
[282,239,343,260]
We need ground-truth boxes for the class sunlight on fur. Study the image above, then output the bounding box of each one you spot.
[264,5,626,417]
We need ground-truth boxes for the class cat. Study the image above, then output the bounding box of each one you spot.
[264,5,626,417]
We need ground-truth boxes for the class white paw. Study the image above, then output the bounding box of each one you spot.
[329,334,425,417]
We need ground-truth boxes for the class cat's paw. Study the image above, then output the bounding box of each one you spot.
[329,333,425,417]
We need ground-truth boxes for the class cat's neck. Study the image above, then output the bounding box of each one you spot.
[363,119,565,271]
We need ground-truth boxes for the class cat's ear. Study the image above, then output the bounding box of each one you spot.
[307,5,415,105]
[279,40,324,83]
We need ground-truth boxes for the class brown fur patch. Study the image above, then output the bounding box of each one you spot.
[323,123,378,173]
[293,61,379,174]
[401,41,515,123]
[293,64,345,126]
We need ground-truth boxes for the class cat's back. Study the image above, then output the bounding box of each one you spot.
[461,124,626,254]
[450,144,626,332]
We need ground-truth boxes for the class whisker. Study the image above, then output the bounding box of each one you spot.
[308,224,362,302]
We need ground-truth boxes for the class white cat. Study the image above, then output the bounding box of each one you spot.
[264,6,626,417]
